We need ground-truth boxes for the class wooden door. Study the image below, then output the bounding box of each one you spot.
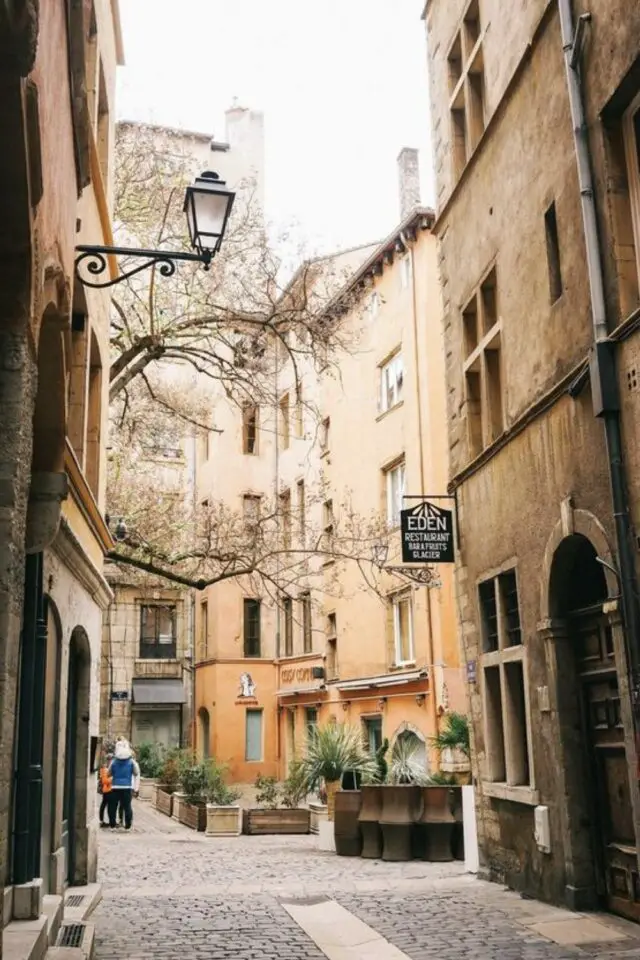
[574,616,640,922]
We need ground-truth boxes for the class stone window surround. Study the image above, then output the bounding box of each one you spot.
[383,456,406,529]
[378,348,404,415]
[461,262,503,457]
[622,88,640,287]
[477,557,537,805]
[447,0,486,181]
[390,589,415,667]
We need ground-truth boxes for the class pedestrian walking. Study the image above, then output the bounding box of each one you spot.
[108,739,141,830]
[98,753,113,827]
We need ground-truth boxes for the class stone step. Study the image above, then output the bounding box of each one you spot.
[63,884,102,922]
[3,914,48,960]
[3,885,14,928]
[42,895,63,946]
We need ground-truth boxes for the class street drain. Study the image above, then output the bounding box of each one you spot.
[58,923,86,948]
[65,895,85,907]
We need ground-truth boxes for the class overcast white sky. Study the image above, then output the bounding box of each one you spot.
[117,0,433,254]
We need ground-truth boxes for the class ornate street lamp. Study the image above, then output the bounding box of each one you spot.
[75,171,235,289]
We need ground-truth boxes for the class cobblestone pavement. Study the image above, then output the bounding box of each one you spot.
[92,801,640,959]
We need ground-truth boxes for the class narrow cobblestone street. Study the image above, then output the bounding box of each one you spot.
[91,802,640,960]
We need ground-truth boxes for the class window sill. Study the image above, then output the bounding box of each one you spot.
[376,400,405,423]
[482,782,539,806]
[391,661,416,670]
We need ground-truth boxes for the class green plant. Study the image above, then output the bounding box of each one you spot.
[281,759,308,808]
[204,758,241,805]
[388,736,430,786]
[301,723,377,791]
[255,773,280,808]
[375,738,390,783]
[430,712,470,758]
[158,748,181,792]
[427,771,457,785]
[178,751,208,802]
[135,741,165,779]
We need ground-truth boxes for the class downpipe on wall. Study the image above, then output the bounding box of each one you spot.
[559,1,640,744]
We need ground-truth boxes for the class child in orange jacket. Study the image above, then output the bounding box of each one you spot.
[98,754,113,827]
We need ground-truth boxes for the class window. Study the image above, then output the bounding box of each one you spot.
[97,58,110,185]
[279,394,290,450]
[320,417,330,453]
[322,500,335,555]
[385,460,406,527]
[243,599,261,657]
[245,709,263,761]
[199,600,208,660]
[297,479,306,542]
[301,592,312,653]
[279,488,291,550]
[140,605,177,659]
[363,716,383,754]
[326,613,338,680]
[392,593,414,665]
[243,494,261,526]
[379,352,404,413]
[85,331,102,496]
[448,0,485,180]
[278,329,290,366]
[242,404,258,455]
[622,92,640,290]
[369,291,380,318]
[283,596,293,656]
[478,568,531,787]
[400,255,412,291]
[306,707,318,740]
[462,267,503,458]
[544,202,563,303]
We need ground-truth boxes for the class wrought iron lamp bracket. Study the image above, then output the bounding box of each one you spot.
[384,565,442,587]
[74,244,212,290]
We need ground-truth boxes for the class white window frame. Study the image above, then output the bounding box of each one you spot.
[400,255,412,291]
[623,90,640,286]
[385,460,406,527]
[392,592,414,666]
[379,352,404,413]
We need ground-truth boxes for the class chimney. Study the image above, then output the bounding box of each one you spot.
[397,147,421,219]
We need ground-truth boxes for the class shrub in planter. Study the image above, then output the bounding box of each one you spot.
[155,748,181,816]
[204,758,242,836]
[246,770,310,835]
[136,741,165,779]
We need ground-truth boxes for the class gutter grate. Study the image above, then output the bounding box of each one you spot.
[65,895,85,907]
[59,923,86,948]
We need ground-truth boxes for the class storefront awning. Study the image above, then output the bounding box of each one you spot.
[334,669,426,692]
[276,683,326,698]
[132,679,186,705]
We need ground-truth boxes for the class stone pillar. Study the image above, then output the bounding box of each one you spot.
[0,322,37,890]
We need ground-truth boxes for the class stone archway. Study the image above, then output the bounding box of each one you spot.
[63,627,91,885]
[390,722,428,776]
[198,707,211,759]
[540,511,639,920]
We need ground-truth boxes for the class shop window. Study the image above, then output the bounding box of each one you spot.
[363,716,383,754]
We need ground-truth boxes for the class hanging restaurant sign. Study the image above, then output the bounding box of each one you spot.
[401,500,455,564]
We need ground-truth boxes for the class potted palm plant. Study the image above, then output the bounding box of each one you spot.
[379,737,427,861]
[301,723,376,822]
[205,758,242,836]
[430,712,471,860]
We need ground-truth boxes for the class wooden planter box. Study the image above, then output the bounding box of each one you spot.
[246,808,310,835]
[172,792,187,821]
[155,789,173,817]
[138,778,156,801]
[180,800,207,831]
[309,802,328,835]
[206,804,242,837]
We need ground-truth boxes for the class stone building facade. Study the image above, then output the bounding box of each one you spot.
[424,0,640,921]
[0,0,122,947]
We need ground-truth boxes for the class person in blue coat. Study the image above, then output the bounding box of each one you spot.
[108,739,140,830]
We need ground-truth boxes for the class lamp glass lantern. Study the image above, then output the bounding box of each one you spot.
[184,171,235,258]
[372,543,389,567]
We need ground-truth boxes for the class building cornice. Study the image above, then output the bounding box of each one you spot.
[52,516,114,610]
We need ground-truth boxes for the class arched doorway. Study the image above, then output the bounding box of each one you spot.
[391,725,428,780]
[63,627,91,885]
[549,533,638,921]
[40,596,61,894]
[198,708,210,759]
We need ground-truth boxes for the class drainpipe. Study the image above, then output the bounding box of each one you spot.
[559,2,640,723]
[403,229,439,751]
